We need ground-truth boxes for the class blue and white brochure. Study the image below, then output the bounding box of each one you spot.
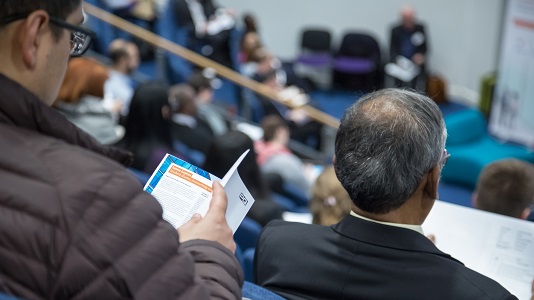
[144,150,255,233]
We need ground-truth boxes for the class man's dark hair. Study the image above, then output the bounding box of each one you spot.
[109,48,130,65]
[476,159,534,218]
[261,115,288,142]
[0,0,81,38]
[334,89,446,214]
[187,72,212,94]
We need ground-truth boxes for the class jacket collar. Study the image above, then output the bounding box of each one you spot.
[332,214,463,265]
[0,73,133,166]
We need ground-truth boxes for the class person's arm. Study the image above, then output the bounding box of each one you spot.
[390,26,400,62]
[52,171,242,299]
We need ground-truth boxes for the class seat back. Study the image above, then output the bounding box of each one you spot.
[242,281,286,300]
[336,32,381,62]
[234,217,262,251]
[445,109,486,146]
[155,2,192,83]
[301,29,332,53]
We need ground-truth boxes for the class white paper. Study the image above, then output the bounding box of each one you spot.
[423,200,534,299]
[144,150,255,233]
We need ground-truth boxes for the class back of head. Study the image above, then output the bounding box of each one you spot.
[1,1,80,34]
[310,166,352,226]
[261,115,288,142]
[56,57,109,104]
[334,88,446,214]
[475,159,534,218]
[108,39,130,65]
[187,71,212,94]
[169,84,196,114]
[203,131,269,198]
[120,81,172,168]
[243,13,257,33]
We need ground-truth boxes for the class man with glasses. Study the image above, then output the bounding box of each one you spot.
[255,89,516,299]
[0,1,242,299]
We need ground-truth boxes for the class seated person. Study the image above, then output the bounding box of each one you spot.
[473,159,534,220]
[55,57,122,145]
[203,131,285,226]
[388,5,428,89]
[104,38,140,121]
[172,0,235,68]
[169,83,215,155]
[255,115,312,196]
[115,81,182,173]
[188,70,229,135]
[309,166,352,226]
[254,69,322,150]
[255,89,515,300]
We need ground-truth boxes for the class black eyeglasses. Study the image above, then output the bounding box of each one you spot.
[0,13,96,57]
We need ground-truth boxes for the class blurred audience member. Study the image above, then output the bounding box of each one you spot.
[55,57,122,144]
[188,71,229,135]
[238,13,261,64]
[254,69,322,149]
[203,131,284,226]
[389,5,428,89]
[169,84,215,154]
[116,81,179,172]
[473,159,534,220]
[309,166,352,226]
[104,38,139,120]
[173,0,235,68]
[255,115,312,195]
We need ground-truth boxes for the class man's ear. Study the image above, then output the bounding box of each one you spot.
[20,11,49,69]
[424,165,440,200]
[471,191,478,208]
[520,207,531,220]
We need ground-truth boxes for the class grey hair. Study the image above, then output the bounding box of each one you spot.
[334,88,447,214]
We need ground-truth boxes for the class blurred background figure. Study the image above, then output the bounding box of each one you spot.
[116,81,181,173]
[309,166,352,226]
[104,38,140,122]
[388,5,428,90]
[169,83,215,156]
[473,158,534,220]
[55,58,123,145]
[187,71,229,135]
[255,115,312,196]
[238,13,262,65]
[172,0,236,68]
[203,130,284,226]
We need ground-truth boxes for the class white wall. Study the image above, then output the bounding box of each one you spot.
[220,0,504,100]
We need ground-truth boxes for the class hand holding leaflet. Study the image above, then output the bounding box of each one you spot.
[144,150,255,234]
[178,181,236,253]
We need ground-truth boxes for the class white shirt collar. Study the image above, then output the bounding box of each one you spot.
[172,113,197,128]
[350,210,425,235]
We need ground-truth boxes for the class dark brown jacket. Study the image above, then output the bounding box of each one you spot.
[0,74,243,299]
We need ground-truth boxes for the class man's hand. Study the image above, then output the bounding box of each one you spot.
[178,181,236,253]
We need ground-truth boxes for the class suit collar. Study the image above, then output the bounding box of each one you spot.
[332,215,463,265]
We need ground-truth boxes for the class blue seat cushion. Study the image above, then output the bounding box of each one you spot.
[442,137,534,188]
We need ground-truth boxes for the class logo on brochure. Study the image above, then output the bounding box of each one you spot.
[239,193,249,206]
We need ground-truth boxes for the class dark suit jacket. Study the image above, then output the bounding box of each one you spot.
[171,117,214,154]
[172,0,217,32]
[255,216,517,300]
[390,23,428,62]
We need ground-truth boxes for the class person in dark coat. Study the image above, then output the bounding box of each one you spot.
[0,0,243,299]
[255,89,516,300]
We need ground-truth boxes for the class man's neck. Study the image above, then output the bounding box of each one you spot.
[352,196,433,226]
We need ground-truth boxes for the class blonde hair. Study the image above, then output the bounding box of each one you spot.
[310,166,352,226]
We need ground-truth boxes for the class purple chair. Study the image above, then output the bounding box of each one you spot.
[332,32,382,91]
[294,29,333,90]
